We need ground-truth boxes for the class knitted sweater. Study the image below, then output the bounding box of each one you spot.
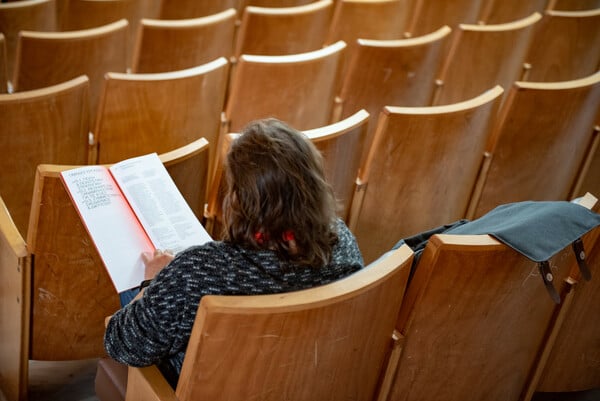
[104,219,363,378]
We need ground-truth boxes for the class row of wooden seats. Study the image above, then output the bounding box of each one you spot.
[2,176,599,401]
[1,0,599,91]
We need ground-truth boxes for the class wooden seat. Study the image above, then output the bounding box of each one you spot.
[124,244,414,401]
[205,110,369,238]
[13,19,129,124]
[378,218,600,401]
[432,12,541,106]
[0,0,57,87]
[224,40,346,132]
[131,8,237,73]
[234,0,334,58]
[327,0,412,45]
[349,86,504,264]
[522,9,600,82]
[571,125,600,200]
[0,139,211,401]
[336,26,451,166]
[158,0,238,19]
[0,75,90,237]
[533,197,600,393]
[405,0,484,36]
[477,0,547,24]
[467,71,600,219]
[94,58,229,198]
[0,33,7,93]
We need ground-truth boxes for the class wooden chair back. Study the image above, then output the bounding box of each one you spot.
[0,33,7,93]
[0,195,30,401]
[225,40,346,132]
[132,8,237,73]
[534,197,600,392]
[571,125,600,200]
[548,0,600,11]
[0,75,90,237]
[337,26,451,166]
[433,12,541,106]
[0,0,57,87]
[94,57,229,193]
[242,0,316,6]
[349,86,504,264]
[522,9,600,82]
[477,0,547,24]
[158,0,238,19]
[468,71,600,218]
[380,223,600,401]
[234,0,334,58]
[124,244,415,401]
[304,109,369,222]
[326,0,412,45]
[406,0,484,36]
[13,19,129,124]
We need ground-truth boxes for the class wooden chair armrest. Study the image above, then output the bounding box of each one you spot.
[126,365,177,401]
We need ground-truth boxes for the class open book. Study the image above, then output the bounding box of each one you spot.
[61,153,212,292]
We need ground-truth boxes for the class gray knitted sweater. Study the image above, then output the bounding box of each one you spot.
[104,219,363,378]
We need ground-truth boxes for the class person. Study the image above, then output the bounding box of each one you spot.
[104,118,364,386]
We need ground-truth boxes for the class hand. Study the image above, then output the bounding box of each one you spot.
[141,249,174,280]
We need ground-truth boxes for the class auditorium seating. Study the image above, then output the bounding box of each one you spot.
[131,8,237,73]
[0,75,90,236]
[12,19,129,124]
[234,0,333,58]
[379,209,600,401]
[349,86,504,264]
[93,57,229,195]
[336,26,451,165]
[123,244,414,401]
[432,12,540,106]
[0,140,212,401]
[522,8,600,82]
[468,71,600,218]
[0,0,57,87]
[224,40,346,132]
[406,0,483,36]
[158,0,237,20]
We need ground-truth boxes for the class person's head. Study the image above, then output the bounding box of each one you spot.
[222,118,338,268]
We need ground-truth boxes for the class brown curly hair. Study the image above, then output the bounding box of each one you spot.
[222,118,338,268]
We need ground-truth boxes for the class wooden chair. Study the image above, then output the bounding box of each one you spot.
[0,0,57,88]
[0,75,89,237]
[124,243,414,401]
[131,8,237,73]
[378,219,600,401]
[0,139,211,401]
[204,109,369,238]
[405,0,484,36]
[234,0,334,58]
[336,26,451,166]
[13,19,129,124]
[224,40,346,132]
[158,0,238,19]
[467,71,600,219]
[432,12,541,106]
[94,57,229,196]
[477,0,547,24]
[522,9,600,82]
[326,0,412,45]
[533,197,600,393]
[0,33,7,93]
[349,86,504,264]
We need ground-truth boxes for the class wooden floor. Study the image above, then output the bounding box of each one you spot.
[27,359,99,401]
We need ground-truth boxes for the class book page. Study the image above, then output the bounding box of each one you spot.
[61,165,154,293]
[110,153,212,255]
